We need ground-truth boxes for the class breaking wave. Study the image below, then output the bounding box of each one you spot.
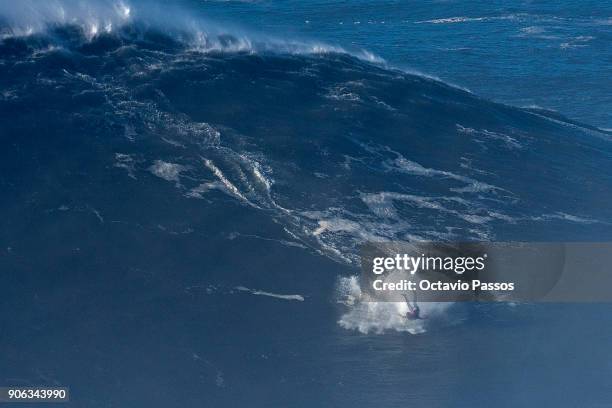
[0,0,382,61]
[1,0,610,335]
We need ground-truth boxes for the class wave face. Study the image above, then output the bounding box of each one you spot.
[1,2,612,405]
[2,6,611,319]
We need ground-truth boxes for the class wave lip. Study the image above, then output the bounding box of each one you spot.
[0,0,132,39]
[0,0,385,63]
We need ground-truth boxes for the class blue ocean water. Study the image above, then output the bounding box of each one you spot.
[178,0,612,129]
[1,1,611,407]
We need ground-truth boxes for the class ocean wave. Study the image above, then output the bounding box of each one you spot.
[0,0,384,62]
[0,0,132,38]
[2,0,610,338]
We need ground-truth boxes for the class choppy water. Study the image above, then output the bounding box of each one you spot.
[1,1,611,407]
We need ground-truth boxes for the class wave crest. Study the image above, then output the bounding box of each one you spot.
[0,0,383,61]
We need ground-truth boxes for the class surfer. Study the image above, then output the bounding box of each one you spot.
[401,293,421,320]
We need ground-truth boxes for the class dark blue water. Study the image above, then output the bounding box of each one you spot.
[1,1,612,407]
[176,0,612,129]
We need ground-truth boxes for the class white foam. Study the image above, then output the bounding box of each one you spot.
[149,160,186,184]
[335,277,451,334]
[251,162,272,192]
[416,15,520,24]
[203,158,258,207]
[521,26,545,35]
[185,181,225,199]
[378,145,502,195]
[0,0,133,40]
[0,0,390,67]
[456,124,523,149]
[450,181,498,194]
[325,85,362,102]
[114,152,137,179]
[537,212,599,224]
[313,218,362,236]
[560,35,595,49]
[235,286,304,302]
[90,207,104,223]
